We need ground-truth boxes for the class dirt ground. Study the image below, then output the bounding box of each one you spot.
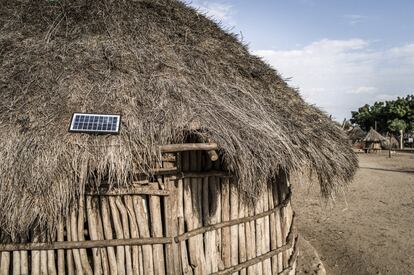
[293,152,414,275]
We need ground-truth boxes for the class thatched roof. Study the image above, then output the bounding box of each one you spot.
[381,134,399,149]
[347,126,366,142]
[0,0,358,240]
[363,128,386,143]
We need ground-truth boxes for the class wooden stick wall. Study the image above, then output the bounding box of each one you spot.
[0,149,296,275]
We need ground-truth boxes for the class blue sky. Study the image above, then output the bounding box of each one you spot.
[187,0,414,120]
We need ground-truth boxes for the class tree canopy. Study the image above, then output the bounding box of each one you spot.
[350,95,414,133]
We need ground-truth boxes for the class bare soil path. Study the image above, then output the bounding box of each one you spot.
[293,152,414,275]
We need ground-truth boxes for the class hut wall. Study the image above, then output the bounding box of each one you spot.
[0,148,297,275]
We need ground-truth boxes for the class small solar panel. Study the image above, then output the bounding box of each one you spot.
[69,113,121,134]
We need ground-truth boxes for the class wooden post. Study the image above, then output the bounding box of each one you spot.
[273,178,283,273]
[132,195,154,275]
[124,195,141,275]
[20,237,28,275]
[65,217,75,275]
[86,196,102,275]
[148,182,165,275]
[268,182,278,275]
[95,197,110,275]
[13,248,20,275]
[108,197,126,275]
[238,198,247,275]
[100,197,118,275]
[262,185,272,275]
[78,196,93,275]
[221,178,231,269]
[57,218,65,275]
[115,197,133,275]
[203,156,214,274]
[179,152,193,275]
[70,208,84,275]
[0,251,10,275]
[230,183,239,275]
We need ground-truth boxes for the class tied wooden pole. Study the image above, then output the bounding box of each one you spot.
[124,195,141,275]
[254,192,263,275]
[12,244,20,275]
[65,217,75,275]
[132,195,154,275]
[273,178,283,273]
[31,230,40,275]
[94,197,110,275]
[115,197,133,275]
[262,185,272,275]
[230,183,239,275]
[0,250,10,275]
[203,155,214,274]
[57,218,65,275]
[86,196,102,275]
[238,198,247,275]
[148,182,165,275]
[70,208,84,275]
[179,152,193,275]
[78,196,93,275]
[220,178,231,270]
[108,197,126,275]
[20,237,28,275]
[268,182,278,275]
[100,197,118,275]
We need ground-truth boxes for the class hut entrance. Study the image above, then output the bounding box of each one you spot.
[0,144,297,275]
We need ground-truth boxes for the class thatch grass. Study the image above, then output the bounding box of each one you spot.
[364,128,386,142]
[0,0,358,240]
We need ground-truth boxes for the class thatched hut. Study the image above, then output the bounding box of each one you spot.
[347,126,366,150]
[363,128,386,152]
[381,134,399,150]
[0,0,357,274]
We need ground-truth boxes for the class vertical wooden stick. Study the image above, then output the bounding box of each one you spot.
[100,197,118,275]
[238,199,247,275]
[95,197,110,275]
[86,196,102,275]
[0,251,10,275]
[179,152,193,275]
[268,182,278,275]
[132,195,154,275]
[57,217,65,275]
[213,160,223,272]
[230,183,239,274]
[65,216,75,275]
[108,196,126,275]
[203,155,213,274]
[40,234,48,275]
[20,237,28,275]
[248,204,258,275]
[47,243,57,275]
[149,182,166,275]
[262,185,272,275]
[245,204,255,275]
[115,197,133,275]
[13,248,21,275]
[220,178,231,269]
[78,196,93,275]
[254,192,263,275]
[124,195,140,275]
[273,178,283,273]
[70,208,84,275]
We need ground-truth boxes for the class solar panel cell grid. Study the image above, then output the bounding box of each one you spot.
[69,113,120,134]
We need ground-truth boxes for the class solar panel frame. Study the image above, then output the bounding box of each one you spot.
[68,113,122,134]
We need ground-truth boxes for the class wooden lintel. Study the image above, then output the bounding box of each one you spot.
[159,143,218,153]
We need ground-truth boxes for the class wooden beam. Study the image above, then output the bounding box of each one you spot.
[159,143,217,153]
[0,238,173,252]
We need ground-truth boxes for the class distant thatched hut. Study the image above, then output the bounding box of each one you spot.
[381,134,399,150]
[0,1,357,274]
[364,128,386,152]
[347,126,366,149]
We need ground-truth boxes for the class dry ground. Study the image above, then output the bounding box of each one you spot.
[293,152,414,275]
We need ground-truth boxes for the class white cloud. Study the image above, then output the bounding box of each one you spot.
[254,39,414,120]
[188,1,235,26]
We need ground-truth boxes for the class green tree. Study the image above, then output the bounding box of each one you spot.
[351,95,414,133]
